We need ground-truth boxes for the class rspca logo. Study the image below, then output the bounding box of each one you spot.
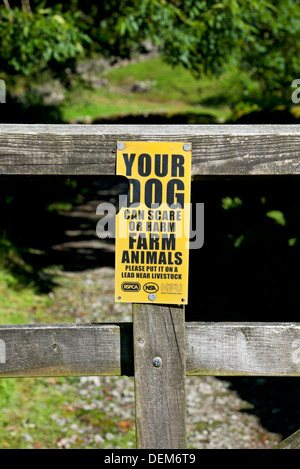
[143,282,159,293]
[121,282,141,292]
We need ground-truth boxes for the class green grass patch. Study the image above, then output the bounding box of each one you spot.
[0,269,52,324]
[0,270,136,449]
[0,377,93,449]
[0,374,136,449]
[61,57,259,123]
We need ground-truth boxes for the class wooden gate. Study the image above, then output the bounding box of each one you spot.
[0,124,299,449]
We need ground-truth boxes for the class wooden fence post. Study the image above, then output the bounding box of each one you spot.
[133,303,186,449]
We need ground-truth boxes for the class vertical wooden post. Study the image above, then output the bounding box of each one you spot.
[133,303,187,449]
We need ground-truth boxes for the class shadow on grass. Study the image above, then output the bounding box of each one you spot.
[218,376,300,442]
[0,93,65,124]
[0,176,127,292]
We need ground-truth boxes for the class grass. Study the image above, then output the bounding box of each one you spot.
[0,377,74,449]
[0,375,135,449]
[0,271,63,449]
[61,56,259,123]
[0,270,52,324]
[0,268,136,449]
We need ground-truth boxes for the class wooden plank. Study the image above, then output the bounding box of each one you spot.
[274,429,300,449]
[186,322,300,376]
[0,124,299,176]
[133,304,187,449]
[1,321,300,378]
[0,323,133,377]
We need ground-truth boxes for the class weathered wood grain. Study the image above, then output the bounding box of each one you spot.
[133,304,187,449]
[186,322,300,376]
[0,124,299,176]
[274,429,300,449]
[1,322,300,378]
[0,323,133,377]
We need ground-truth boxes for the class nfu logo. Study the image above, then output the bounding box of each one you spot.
[0,339,6,364]
[0,80,6,103]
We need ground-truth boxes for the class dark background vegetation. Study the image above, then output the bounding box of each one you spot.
[1,0,300,447]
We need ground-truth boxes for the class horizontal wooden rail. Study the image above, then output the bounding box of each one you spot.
[0,124,300,176]
[1,322,300,378]
[186,322,300,376]
[0,323,133,378]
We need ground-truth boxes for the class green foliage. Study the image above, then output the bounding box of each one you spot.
[266,210,286,226]
[0,4,90,81]
[92,0,300,105]
[222,196,243,210]
[1,0,299,106]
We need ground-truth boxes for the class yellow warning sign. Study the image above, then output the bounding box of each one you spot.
[115,141,191,305]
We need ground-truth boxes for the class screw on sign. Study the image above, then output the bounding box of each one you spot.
[183,143,192,151]
[117,141,125,150]
[148,293,156,301]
